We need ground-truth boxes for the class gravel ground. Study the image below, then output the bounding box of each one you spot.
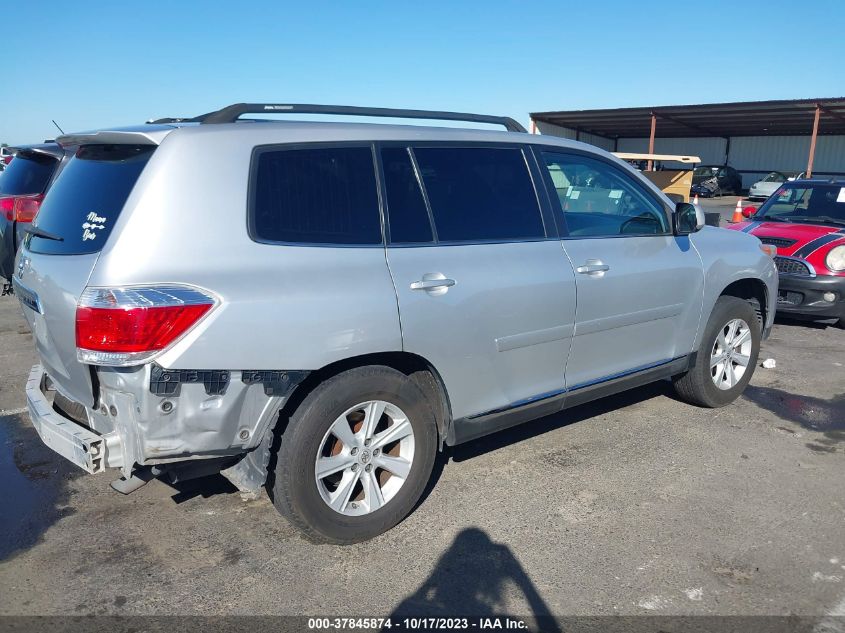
[0,274,843,620]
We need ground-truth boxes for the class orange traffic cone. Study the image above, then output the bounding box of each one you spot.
[693,194,699,205]
[731,200,744,223]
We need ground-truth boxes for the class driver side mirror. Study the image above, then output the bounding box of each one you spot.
[674,202,705,235]
[742,206,757,218]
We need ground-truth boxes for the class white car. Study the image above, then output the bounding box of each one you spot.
[0,147,14,171]
[748,171,804,200]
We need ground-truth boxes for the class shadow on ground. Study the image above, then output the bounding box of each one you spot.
[0,413,81,561]
[450,381,674,462]
[389,527,561,631]
[743,385,845,452]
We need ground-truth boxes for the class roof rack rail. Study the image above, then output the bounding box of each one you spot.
[197,103,527,133]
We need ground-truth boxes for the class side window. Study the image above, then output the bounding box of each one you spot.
[540,151,669,237]
[412,147,545,242]
[251,146,382,245]
[381,147,434,244]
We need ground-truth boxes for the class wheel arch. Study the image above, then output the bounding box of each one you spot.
[718,277,769,329]
[275,351,453,448]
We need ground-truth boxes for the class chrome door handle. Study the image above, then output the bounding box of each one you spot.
[576,260,610,276]
[410,278,456,291]
[410,273,456,296]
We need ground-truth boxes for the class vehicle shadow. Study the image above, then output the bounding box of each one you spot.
[387,527,561,632]
[773,314,838,330]
[743,385,845,451]
[449,381,674,463]
[168,474,240,503]
[0,412,81,561]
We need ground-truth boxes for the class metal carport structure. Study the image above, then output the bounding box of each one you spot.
[530,98,845,181]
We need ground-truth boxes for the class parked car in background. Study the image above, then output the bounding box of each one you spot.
[748,171,790,200]
[747,171,807,200]
[0,143,67,282]
[690,164,742,197]
[0,146,15,171]
[733,179,845,327]
[15,103,776,544]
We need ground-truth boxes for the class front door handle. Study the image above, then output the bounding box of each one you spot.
[576,259,610,276]
[410,273,456,295]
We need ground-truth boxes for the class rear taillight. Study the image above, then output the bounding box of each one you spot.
[1,194,44,222]
[75,285,216,366]
[0,198,13,221]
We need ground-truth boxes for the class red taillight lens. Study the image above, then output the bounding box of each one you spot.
[0,198,14,221]
[76,286,216,366]
[0,194,44,222]
[15,194,43,223]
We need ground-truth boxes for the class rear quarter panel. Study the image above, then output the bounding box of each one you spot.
[88,128,402,371]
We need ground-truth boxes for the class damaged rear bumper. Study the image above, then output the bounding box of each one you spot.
[25,363,308,491]
[26,364,122,473]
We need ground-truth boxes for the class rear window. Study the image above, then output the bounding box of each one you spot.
[251,146,381,245]
[26,145,154,255]
[412,147,544,242]
[0,152,58,196]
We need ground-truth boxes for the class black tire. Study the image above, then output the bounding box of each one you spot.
[673,296,761,408]
[269,365,438,544]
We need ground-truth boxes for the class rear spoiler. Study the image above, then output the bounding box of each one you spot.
[7,143,65,160]
[57,126,174,147]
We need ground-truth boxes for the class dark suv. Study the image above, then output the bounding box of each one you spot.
[0,143,67,284]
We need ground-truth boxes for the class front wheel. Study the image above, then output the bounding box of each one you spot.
[673,296,761,407]
[269,366,438,544]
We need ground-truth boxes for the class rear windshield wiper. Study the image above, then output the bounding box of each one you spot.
[24,225,64,242]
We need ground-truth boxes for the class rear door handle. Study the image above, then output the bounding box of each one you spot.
[410,273,456,295]
[576,260,610,276]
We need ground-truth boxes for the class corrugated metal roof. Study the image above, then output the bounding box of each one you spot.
[531,98,845,138]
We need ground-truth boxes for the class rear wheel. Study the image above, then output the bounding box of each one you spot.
[269,366,438,544]
[673,296,761,407]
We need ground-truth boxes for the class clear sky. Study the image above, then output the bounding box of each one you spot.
[2,0,844,145]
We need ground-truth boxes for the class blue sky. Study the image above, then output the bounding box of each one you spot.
[2,0,844,145]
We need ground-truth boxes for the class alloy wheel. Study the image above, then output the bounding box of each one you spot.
[315,400,415,516]
[710,318,752,390]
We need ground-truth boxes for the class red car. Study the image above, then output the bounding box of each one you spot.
[728,179,845,327]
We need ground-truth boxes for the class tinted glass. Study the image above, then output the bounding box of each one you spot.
[252,146,381,245]
[0,152,57,196]
[381,147,433,244]
[541,151,669,237]
[757,184,845,222]
[26,145,154,255]
[413,147,544,242]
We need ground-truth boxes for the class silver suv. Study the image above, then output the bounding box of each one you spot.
[15,103,777,543]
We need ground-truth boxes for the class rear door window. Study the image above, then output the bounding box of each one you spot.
[0,153,57,196]
[251,145,382,245]
[411,146,545,242]
[26,145,155,255]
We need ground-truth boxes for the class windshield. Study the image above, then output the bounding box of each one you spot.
[693,166,719,177]
[762,172,785,183]
[755,184,845,225]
